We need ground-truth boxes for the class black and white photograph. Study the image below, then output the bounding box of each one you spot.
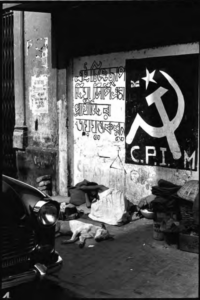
[1,1,199,299]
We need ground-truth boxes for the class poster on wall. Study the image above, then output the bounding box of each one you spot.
[125,54,198,171]
[29,75,48,114]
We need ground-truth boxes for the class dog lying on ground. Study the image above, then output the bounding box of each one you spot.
[55,220,113,248]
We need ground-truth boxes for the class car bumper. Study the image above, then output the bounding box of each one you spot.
[2,253,63,290]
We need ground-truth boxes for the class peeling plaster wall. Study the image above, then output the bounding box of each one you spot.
[73,43,199,204]
[16,12,59,192]
[25,12,57,149]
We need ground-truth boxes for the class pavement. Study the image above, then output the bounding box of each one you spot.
[48,196,199,298]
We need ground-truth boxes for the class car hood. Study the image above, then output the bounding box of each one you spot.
[2,175,58,214]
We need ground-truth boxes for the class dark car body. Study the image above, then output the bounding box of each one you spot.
[2,175,63,291]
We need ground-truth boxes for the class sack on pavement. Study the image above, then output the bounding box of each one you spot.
[89,188,130,226]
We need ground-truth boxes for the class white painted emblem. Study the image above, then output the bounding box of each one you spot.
[126,70,185,160]
[142,68,157,89]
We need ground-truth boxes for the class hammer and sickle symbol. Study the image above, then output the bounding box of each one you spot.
[126,71,185,160]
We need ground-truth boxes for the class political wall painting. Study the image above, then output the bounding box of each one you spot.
[125,54,198,170]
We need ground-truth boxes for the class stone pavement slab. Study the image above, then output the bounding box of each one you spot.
[51,217,199,298]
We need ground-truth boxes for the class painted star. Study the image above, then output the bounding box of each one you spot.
[142,69,157,89]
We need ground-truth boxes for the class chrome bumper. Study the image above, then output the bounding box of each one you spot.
[2,254,63,290]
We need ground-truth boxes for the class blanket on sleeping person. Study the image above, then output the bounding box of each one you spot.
[69,179,108,206]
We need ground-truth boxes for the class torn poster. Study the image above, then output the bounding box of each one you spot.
[29,75,48,114]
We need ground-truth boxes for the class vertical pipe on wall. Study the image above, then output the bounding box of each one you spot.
[54,12,70,195]
[13,11,28,150]
[20,11,26,126]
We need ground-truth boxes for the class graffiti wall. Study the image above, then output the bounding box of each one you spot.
[73,44,199,203]
[73,59,126,189]
[74,61,125,142]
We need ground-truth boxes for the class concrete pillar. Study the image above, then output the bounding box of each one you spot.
[57,61,74,195]
[57,82,68,196]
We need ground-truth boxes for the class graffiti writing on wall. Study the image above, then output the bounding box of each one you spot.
[75,83,125,102]
[74,61,125,141]
[77,159,104,177]
[75,61,124,82]
[125,55,198,170]
[74,61,125,102]
[74,103,111,120]
[75,119,124,141]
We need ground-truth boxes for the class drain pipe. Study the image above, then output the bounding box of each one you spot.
[20,11,26,127]
[13,11,27,150]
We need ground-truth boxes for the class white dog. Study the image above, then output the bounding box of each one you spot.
[55,220,113,248]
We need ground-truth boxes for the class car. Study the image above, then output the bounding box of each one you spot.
[2,174,63,293]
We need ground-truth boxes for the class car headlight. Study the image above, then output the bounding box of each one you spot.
[34,201,58,226]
